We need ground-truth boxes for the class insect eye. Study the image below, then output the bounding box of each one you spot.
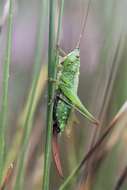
[76,55,79,58]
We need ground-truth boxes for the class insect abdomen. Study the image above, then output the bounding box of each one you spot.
[56,99,71,132]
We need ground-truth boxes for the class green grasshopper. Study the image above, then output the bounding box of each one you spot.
[52,0,99,177]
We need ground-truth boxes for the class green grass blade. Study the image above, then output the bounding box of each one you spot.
[13,0,47,189]
[42,0,57,189]
[3,65,47,178]
[42,0,65,189]
[0,0,13,182]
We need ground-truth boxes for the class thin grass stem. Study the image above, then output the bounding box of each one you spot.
[42,0,57,189]
[0,0,13,183]
[42,0,65,188]
[13,0,47,189]
[114,165,127,190]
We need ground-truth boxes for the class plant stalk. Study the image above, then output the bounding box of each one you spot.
[42,0,57,189]
[13,0,47,189]
[0,0,13,183]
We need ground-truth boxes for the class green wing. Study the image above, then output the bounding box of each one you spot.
[59,84,99,126]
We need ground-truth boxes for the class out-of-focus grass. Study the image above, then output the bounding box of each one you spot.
[13,0,47,189]
[0,0,127,190]
[0,0,13,183]
[3,64,47,176]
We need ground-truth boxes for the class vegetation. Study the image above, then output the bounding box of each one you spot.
[0,0,127,190]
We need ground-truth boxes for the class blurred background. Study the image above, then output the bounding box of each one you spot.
[0,0,127,189]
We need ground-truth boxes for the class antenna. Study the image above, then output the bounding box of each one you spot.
[76,0,92,49]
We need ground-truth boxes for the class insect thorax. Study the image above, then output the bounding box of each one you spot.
[60,49,80,93]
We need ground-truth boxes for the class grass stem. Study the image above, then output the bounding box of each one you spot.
[42,0,57,189]
[13,0,47,189]
[0,0,13,183]
[42,0,65,188]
